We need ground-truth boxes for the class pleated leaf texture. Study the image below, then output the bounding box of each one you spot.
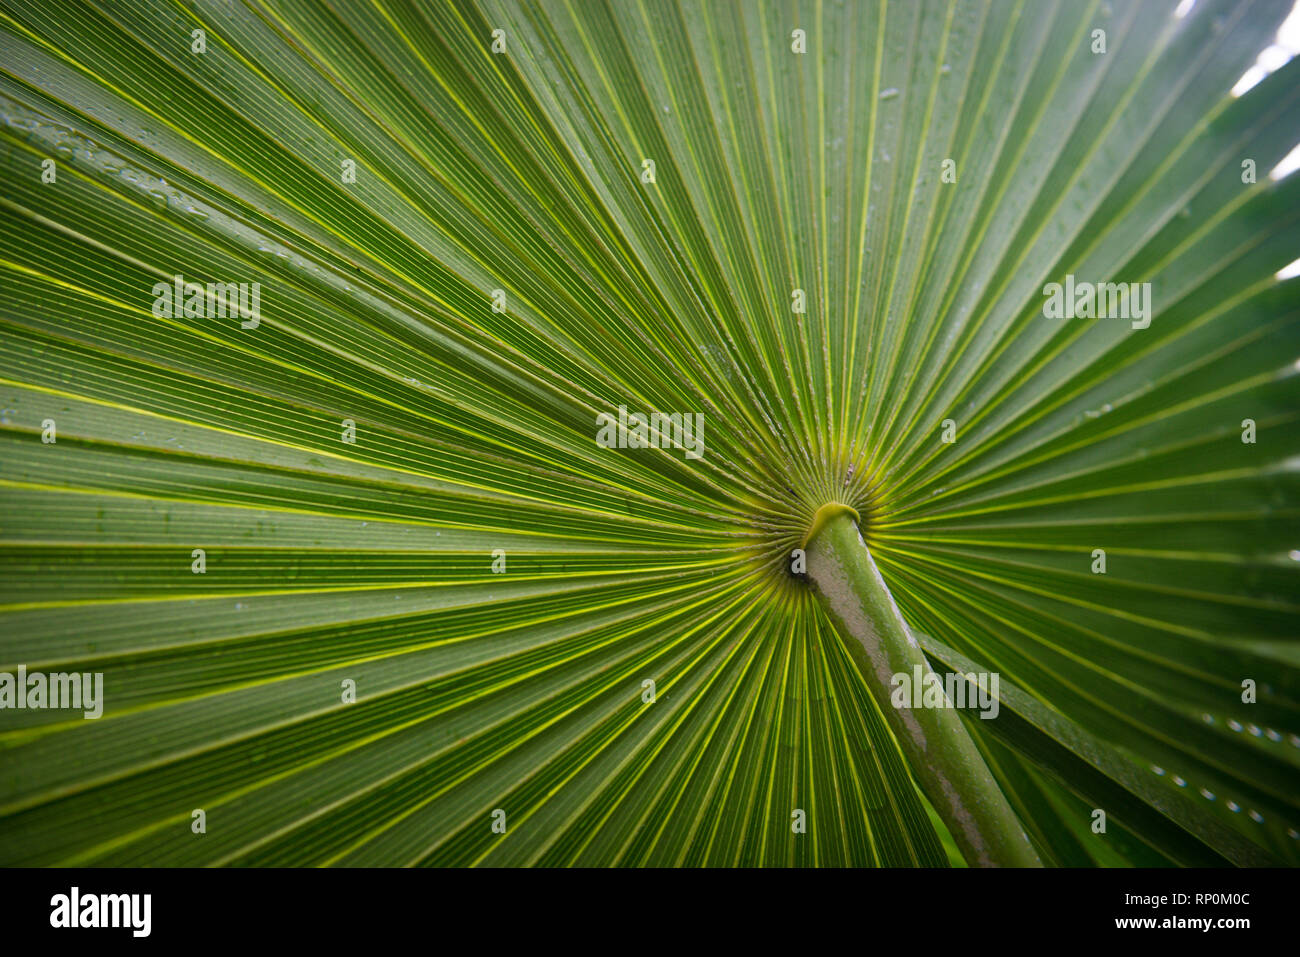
[1,0,1298,867]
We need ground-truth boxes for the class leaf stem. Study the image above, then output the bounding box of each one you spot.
[804,508,1042,867]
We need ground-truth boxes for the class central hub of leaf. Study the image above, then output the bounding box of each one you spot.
[801,502,862,549]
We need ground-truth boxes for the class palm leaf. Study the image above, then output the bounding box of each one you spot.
[0,0,1297,866]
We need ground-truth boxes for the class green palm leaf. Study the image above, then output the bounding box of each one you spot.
[0,0,1297,866]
